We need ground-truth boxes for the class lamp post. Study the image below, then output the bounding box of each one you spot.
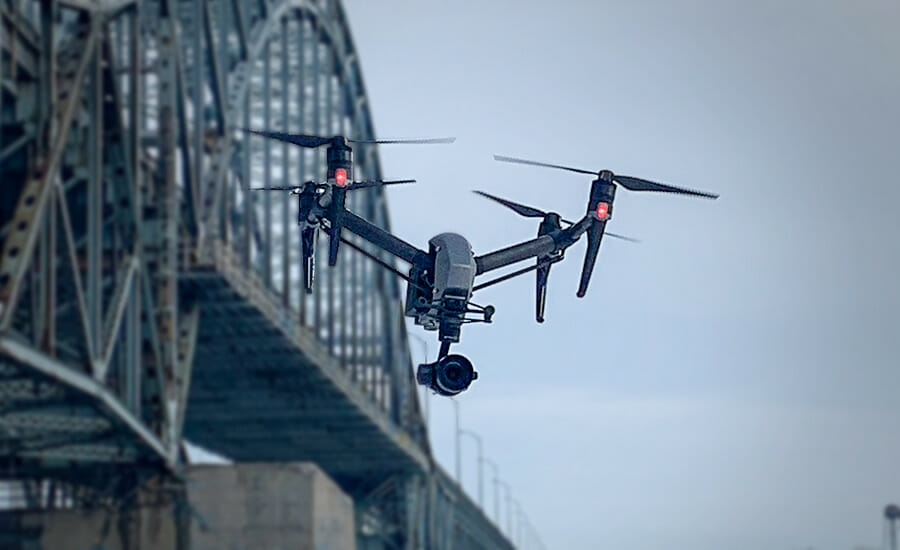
[523,516,534,550]
[518,511,529,549]
[459,429,483,508]
[483,458,500,525]
[451,398,461,483]
[886,504,900,550]
[499,480,513,537]
[512,498,523,547]
[409,334,430,429]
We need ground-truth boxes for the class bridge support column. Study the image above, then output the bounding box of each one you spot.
[0,476,186,550]
[0,462,356,550]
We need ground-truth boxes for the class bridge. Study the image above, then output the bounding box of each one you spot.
[0,0,516,547]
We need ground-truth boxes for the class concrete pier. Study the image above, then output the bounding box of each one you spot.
[0,463,354,550]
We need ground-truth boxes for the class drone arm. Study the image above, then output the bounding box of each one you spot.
[474,216,592,275]
[474,235,557,275]
[340,210,430,267]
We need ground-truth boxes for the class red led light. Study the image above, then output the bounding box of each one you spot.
[335,168,348,187]
[595,202,609,220]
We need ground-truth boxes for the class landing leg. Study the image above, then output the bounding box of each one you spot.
[301,226,316,293]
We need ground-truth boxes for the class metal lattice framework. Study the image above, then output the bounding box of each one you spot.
[0,1,514,548]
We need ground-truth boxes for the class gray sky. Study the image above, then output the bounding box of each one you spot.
[344,2,900,549]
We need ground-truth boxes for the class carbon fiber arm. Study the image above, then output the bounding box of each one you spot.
[340,210,430,267]
[473,217,592,275]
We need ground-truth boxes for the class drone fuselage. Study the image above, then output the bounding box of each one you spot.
[406,233,477,343]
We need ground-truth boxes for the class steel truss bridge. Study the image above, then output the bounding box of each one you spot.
[0,0,513,547]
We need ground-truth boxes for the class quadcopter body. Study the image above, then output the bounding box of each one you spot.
[247,130,719,396]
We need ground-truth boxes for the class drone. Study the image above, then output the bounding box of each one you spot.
[245,129,718,396]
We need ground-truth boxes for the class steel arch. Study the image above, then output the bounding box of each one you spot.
[0,1,515,547]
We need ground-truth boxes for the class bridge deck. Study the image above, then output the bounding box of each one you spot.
[183,240,429,496]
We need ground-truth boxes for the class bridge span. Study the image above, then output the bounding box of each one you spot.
[0,0,516,547]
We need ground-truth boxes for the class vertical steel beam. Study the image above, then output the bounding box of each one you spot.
[370,266,380,398]
[38,0,55,148]
[280,18,290,307]
[126,3,142,416]
[220,0,234,244]
[202,0,227,135]
[325,53,334,354]
[0,6,4,156]
[126,272,141,414]
[220,0,232,76]
[350,195,359,380]
[240,0,252,269]
[242,84,252,269]
[230,0,248,60]
[156,3,180,453]
[40,188,56,355]
[193,0,205,227]
[88,27,104,374]
[336,84,347,368]
[262,38,272,286]
[297,15,307,323]
[312,33,321,334]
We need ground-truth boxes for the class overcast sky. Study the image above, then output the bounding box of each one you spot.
[342,1,900,549]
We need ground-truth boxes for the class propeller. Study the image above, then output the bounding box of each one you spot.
[493,154,719,199]
[493,154,596,176]
[252,179,416,192]
[474,190,638,322]
[242,129,331,148]
[240,129,455,148]
[251,185,304,191]
[349,137,456,145]
[345,179,416,190]
[473,191,638,242]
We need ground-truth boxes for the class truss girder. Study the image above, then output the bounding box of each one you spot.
[0,1,513,548]
[0,1,174,472]
[0,0,423,472]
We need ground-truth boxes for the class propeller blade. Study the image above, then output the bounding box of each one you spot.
[476,191,639,242]
[606,232,641,243]
[346,179,416,190]
[613,175,719,199]
[473,190,547,218]
[556,217,639,243]
[577,222,606,298]
[493,155,596,176]
[240,129,332,148]
[349,137,455,145]
[250,186,301,191]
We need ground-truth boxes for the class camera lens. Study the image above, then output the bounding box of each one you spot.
[445,365,462,381]
[434,354,475,396]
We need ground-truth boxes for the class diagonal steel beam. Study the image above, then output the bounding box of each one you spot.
[202,0,227,134]
[0,22,99,329]
[55,183,98,366]
[173,304,199,443]
[98,256,138,378]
